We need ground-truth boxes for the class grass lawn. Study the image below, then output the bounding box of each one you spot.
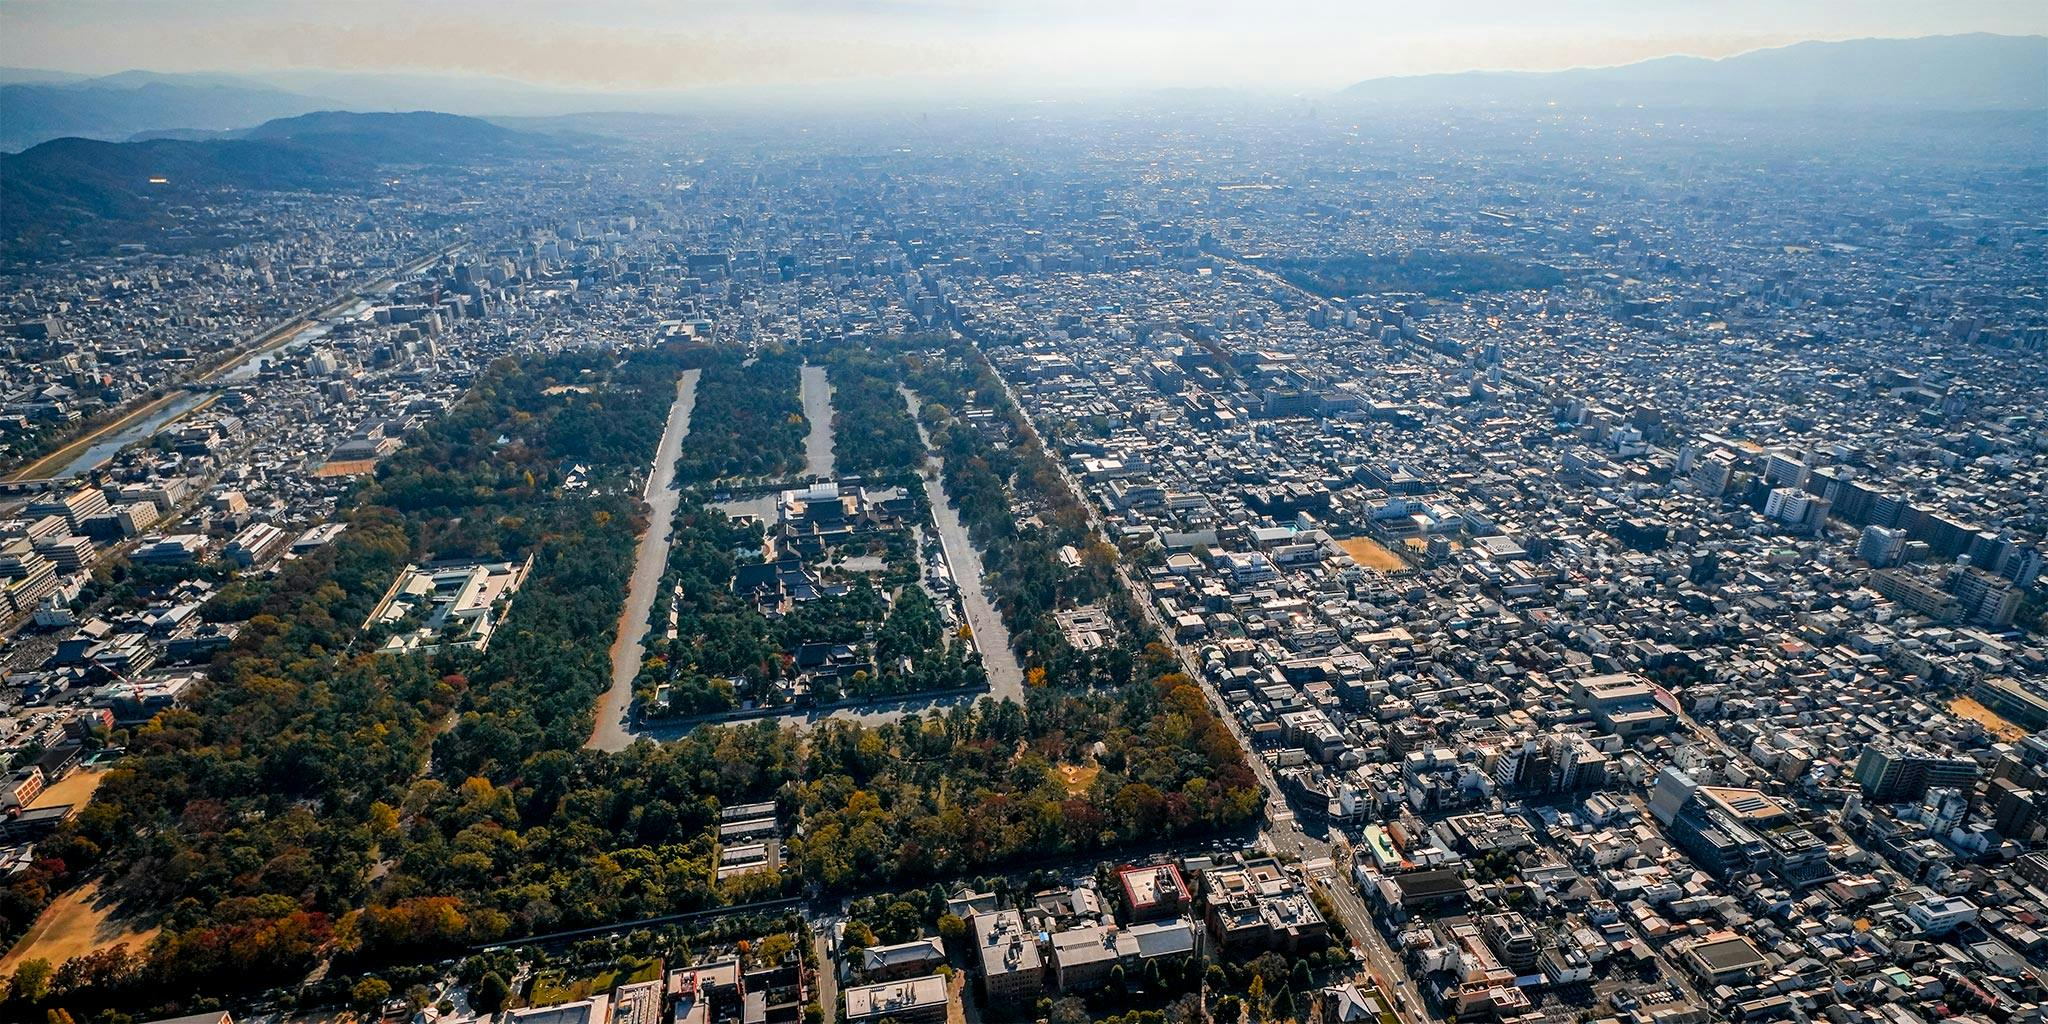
[527,956,662,1007]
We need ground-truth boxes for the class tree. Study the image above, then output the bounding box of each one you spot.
[755,932,798,966]
[937,912,967,944]
[473,973,511,1014]
[1049,997,1091,1024]
[1250,951,1289,989]
[1213,994,1244,1024]
[352,977,393,1012]
[884,900,924,943]
[9,959,51,1004]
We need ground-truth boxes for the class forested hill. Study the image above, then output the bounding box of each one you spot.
[0,71,325,152]
[0,110,575,262]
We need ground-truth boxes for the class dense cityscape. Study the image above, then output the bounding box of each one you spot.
[0,23,2044,1024]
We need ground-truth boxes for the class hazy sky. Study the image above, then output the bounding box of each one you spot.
[5,0,2045,95]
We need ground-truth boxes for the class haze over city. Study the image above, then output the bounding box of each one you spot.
[6,0,2048,96]
[0,5,2045,1024]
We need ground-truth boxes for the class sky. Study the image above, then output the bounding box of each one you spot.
[4,0,2045,96]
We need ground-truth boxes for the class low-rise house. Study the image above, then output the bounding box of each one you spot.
[860,936,946,981]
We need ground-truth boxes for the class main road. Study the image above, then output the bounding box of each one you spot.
[964,327,1428,1024]
[588,369,702,752]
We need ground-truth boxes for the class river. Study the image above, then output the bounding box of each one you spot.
[31,301,374,482]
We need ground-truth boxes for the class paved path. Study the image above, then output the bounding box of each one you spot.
[799,363,835,480]
[588,369,701,752]
[627,688,991,740]
[902,386,1025,705]
[609,385,1027,742]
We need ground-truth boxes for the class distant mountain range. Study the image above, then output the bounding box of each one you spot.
[5,32,2040,153]
[0,110,570,262]
[0,70,332,151]
[0,67,667,151]
[1342,34,2048,110]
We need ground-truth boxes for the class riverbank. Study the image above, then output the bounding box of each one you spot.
[5,389,196,483]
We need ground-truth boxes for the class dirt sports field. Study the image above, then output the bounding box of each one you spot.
[1951,696,2030,742]
[0,769,151,971]
[27,767,104,810]
[0,880,159,974]
[1337,537,1409,572]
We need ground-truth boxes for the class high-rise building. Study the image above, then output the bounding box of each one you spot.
[1868,491,1908,529]
[1854,743,1982,803]
[1869,568,1961,620]
[1949,565,2022,628]
[26,484,111,532]
[1765,487,1829,534]
[1764,451,1810,489]
[1857,526,1906,567]
[0,539,59,617]
[1991,779,2041,840]
[1834,477,1881,524]
[1916,511,1978,559]
[1969,531,2014,572]
[2003,547,2043,589]
[1690,455,1734,498]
